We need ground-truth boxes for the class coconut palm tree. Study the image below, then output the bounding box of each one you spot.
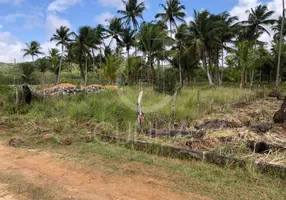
[137,22,172,77]
[244,5,275,45]
[274,0,285,88]
[119,27,137,58]
[101,54,122,84]
[22,41,43,61]
[117,0,146,29]
[48,48,60,78]
[242,5,275,86]
[155,0,186,37]
[105,17,124,47]
[188,10,223,86]
[71,26,94,86]
[217,12,238,85]
[50,26,73,84]
[272,16,286,41]
[36,57,49,74]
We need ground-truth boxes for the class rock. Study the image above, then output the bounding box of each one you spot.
[273,97,286,123]
[8,138,24,147]
[268,90,281,99]
[250,123,271,135]
[61,137,73,145]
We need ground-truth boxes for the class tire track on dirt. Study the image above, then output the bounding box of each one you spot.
[0,145,210,200]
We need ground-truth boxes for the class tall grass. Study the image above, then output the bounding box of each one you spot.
[0,85,259,131]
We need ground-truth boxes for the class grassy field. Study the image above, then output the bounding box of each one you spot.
[1,84,286,199]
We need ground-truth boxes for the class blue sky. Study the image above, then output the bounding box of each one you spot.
[0,0,282,62]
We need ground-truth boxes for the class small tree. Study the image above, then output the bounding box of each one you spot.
[154,67,178,95]
[101,54,122,84]
[18,62,35,84]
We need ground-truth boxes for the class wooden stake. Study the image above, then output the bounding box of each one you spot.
[137,91,144,130]
[172,91,178,118]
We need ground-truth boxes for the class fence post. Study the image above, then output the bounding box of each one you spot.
[172,91,177,118]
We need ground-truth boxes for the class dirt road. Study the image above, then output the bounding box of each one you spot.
[0,144,208,200]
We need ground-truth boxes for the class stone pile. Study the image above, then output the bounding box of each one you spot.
[42,83,106,96]
[83,84,105,93]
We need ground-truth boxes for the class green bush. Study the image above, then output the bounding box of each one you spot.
[154,68,178,95]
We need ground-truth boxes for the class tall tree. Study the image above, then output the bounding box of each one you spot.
[217,12,238,85]
[155,0,186,37]
[243,5,275,86]
[117,0,146,29]
[188,10,222,86]
[105,17,124,47]
[22,41,43,61]
[50,26,73,84]
[275,0,285,88]
[48,48,60,79]
[244,5,275,44]
[71,26,94,86]
[119,27,137,58]
[137,22,172,76]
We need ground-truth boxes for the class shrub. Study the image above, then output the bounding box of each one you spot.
[154,68,178,95]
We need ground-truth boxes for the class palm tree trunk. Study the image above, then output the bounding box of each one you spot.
[179,62,183,86]
[85,55,88,86]
[240,71,244,89]
[179,47,183,87]
[250,69,254,88]
[169,21,172,38]
[219,48,224,86]
[276,0,285,88]
[92,48,96,83]
[57,45,64,85]
[203,53,213,86]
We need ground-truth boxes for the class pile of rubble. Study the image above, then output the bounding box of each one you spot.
[83,84,105,93]
[42,83,116,96]
[43,83,81,96]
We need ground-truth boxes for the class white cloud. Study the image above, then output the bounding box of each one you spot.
[0,0,24,5]
[0,30,60,63]
[0,42,27,63]
[0,24,2,29]
[47,0,81,13]
[97,0,124,10]
[46,14,71,38]
[0,13,24,23]
[0,31,17,43]
[230,0,260,21]
[95,12,114,26]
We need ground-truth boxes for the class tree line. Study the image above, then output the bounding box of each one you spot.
[20,0,286,88]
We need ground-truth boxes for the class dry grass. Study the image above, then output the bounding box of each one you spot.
[0,172,55,200]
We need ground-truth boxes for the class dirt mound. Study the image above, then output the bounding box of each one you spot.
[84,84,104,89]
[268,90,281,99]
[273,97,286,123]
[246,140,286,154]
[250,123,271,135]
[54,83,76,89]
[195,119,241,130]
[185,139,217,150]
[105,85,118,89]
[8,138,24,147]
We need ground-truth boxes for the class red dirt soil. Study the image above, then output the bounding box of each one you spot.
[0,144,210,200]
